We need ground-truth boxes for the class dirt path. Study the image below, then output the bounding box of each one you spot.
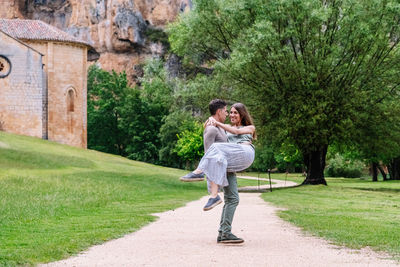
[237,175,298,191]
[44,192,399,266]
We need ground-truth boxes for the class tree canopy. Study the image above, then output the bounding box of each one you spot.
[169,0,400,184]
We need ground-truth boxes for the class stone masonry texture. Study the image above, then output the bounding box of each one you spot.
[0,20,89,148]
[22,40,88,148]
[0,31,44,138]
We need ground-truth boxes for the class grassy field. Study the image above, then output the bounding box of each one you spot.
[2,131,400,264]
[253,172,400,259]
[0,132,278,265]
[0,132,212,266]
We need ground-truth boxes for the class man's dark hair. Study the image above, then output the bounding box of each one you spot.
[209,99,227,115]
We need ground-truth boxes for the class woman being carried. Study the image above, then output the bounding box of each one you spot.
[184,103,256,211]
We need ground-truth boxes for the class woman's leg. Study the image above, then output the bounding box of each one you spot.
[186,143,254,187]
[209,181,219,198]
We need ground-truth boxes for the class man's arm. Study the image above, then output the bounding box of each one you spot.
[216,123,255,135]
[203,126,218,152]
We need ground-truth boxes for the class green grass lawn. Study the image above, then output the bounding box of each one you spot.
[258,174,400,260]
[2,132,400,264]
[0,132,208,266]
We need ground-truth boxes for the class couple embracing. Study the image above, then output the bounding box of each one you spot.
[180,99,256,244]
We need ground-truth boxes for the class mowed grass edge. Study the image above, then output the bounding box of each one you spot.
[0,132,208,266]
[249,172,400,260]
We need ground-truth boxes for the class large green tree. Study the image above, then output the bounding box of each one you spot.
[352,100,400,181]
[169,0,400,184]
[87,66,128,155]
[87,64,169,163]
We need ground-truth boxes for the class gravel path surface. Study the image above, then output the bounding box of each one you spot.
[237,175,298,191]
[43,190,399,267]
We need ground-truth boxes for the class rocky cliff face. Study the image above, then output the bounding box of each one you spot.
[1,0,191,82]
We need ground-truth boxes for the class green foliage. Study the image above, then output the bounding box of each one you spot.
[140,58,174,110]
[352,100,400,166]
[119,87,165,163]
[87,63,169,163]
[325,153,364,178]
[88,58,220,167]
[158,111,199,168]
[172,73,232,120]
[274,142,304,172]
[138,58,232,168]
[250,142,276,172]
[169,0,400,181]
[145,27,170,48]
[87,65,128,155]
[175,122,204,165]
[137,58,191,165]
[326,143,362,162]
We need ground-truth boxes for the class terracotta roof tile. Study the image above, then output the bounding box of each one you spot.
[0,19,91,47]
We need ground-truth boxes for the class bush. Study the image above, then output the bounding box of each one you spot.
[174,122,204,169]
[158,111,199,168]
[250,144,276,172]
[274,142,303,172]
[325,153,364,178]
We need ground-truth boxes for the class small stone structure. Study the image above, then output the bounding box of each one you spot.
[0,19,98,148]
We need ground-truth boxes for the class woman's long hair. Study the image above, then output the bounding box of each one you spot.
[232,103,257,138]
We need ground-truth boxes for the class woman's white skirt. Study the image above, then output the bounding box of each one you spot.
[198,143,255,188]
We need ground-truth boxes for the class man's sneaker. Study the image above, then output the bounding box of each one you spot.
[180,172,205,182]
[203,195,222,211]
[217,234,222,243]
[220,233,244,244]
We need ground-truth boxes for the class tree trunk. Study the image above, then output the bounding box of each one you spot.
[388,157,400,180]
[377,165,387,181]
[371,162,378,181]
[302,146,328,185]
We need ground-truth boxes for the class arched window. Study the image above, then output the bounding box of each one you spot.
[67,89,75,112]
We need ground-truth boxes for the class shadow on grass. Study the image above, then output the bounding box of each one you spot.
[349,187,400,193]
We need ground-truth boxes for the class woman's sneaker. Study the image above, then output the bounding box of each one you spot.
[180,172,205,182]
[203,195,222,211]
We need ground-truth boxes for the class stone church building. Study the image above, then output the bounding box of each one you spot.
[0,19,97,148]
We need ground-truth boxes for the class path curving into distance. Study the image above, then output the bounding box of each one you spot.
[237,175,298,192]
[43,179,399,267]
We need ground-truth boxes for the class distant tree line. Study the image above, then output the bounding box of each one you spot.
[87,59,221,169]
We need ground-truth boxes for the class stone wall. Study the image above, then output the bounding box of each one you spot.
[0,32,44,138]
[26,40,88,148]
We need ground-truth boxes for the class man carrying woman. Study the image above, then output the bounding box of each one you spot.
[181,99,256,244]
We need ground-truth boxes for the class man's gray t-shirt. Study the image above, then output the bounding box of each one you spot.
[203,126,227,152]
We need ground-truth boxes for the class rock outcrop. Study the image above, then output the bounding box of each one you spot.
[1,0,191,82]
